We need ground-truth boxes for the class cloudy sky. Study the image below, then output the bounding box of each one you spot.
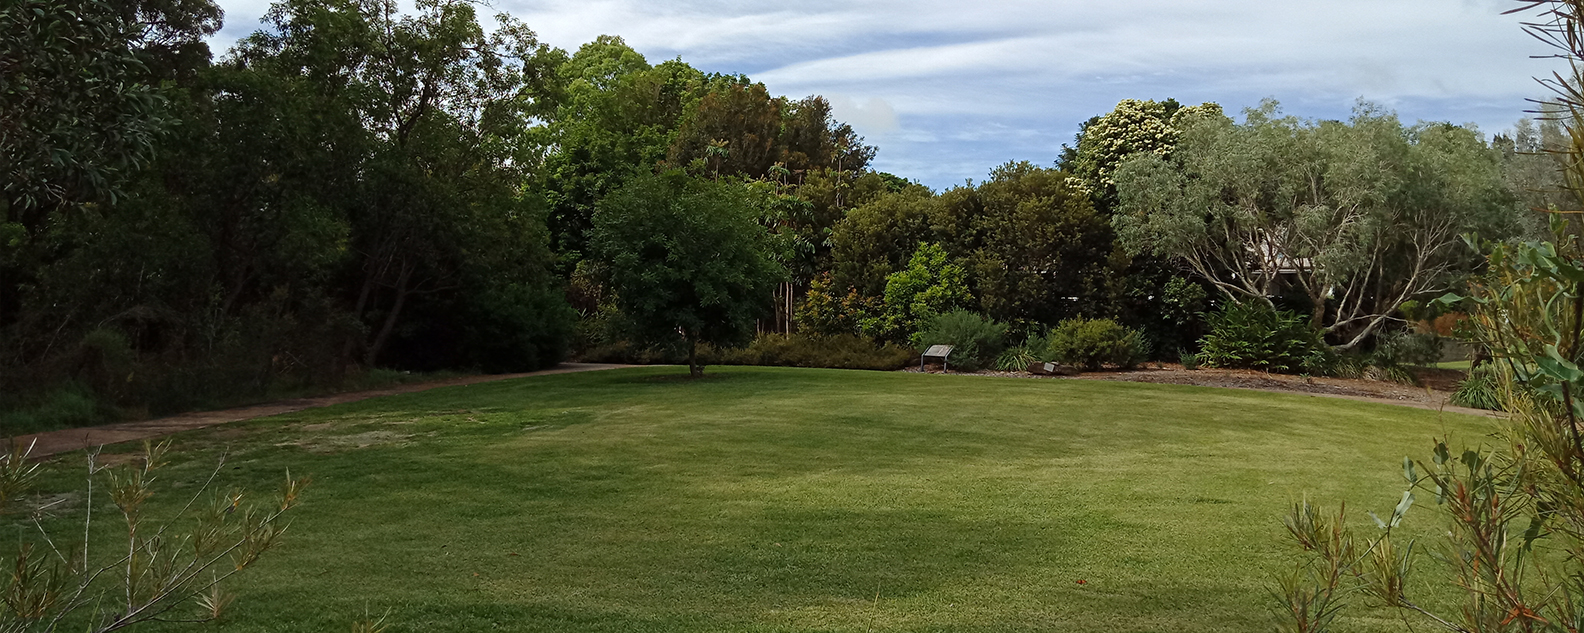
[210,0,1564,189]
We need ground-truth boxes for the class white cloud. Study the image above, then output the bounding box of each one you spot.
[826,94,900,135]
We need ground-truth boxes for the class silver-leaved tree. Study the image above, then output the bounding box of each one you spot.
[1112,99,1521,349]
[1273,2,1584,630]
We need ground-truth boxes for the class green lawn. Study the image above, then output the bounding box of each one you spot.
[27,366,1495,632]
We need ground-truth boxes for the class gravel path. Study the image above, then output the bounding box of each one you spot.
[6,363,633,458]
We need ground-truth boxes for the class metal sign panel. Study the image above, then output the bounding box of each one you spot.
[923,344,954,358]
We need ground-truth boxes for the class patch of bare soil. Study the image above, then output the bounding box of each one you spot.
[906,363,1494,417]
[9,363,635,459]
[277,430,414,454]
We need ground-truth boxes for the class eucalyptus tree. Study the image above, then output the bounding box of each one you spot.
[1113,100,1519,348]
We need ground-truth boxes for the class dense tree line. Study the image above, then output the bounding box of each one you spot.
[0,0,1553,428]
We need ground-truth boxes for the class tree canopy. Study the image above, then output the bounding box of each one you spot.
[1113,100,1520,347]
[590,172,784,377]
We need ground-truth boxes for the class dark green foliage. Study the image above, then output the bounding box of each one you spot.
[828,188,941,298]
[960,162,1114,328]
[591,172,784,377]
[820,162,1117,340]
[915,310,1007,371]
[710,333,914,370]
[1370,331,1445,367]
[0,383,102,435]
[0,0,191,213]
[1123,273,1210,358]
[1,0,574,429]
[453,284,577,374]
[1197,302,1323,373]
[1046,317,1143,371]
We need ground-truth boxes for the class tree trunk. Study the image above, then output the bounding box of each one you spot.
[688,338,703,378]
[364,264,413,368]
[339,268,379,373]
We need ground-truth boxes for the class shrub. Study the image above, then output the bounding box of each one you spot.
[1046,318,1143,371]
[1196,302,1323,373]
[1451,364,1503,411]
[1179,350,1201,370]
[1296,346,1369,379]
[0,383,103,435]
[1370,330,1444,367]
[915,310,1007,372]
[995,331,1055,371]
[860,243,973,343]
[711,333,915,371]
[0,441,307,631]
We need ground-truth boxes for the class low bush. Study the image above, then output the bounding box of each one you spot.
[1047,318,1143,371]
[915,311,1008,372]
[1371,330,1445,367]
[712,333,915,371]
[995,331,1055,371]
[1451,364,1504,411]
[1197,302,1323,374]
[0,383,105,435]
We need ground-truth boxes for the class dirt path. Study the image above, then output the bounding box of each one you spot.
[7,363,633,458]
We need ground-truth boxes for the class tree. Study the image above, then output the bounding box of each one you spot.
[1273,4,1584,629]
[1495,116,1570,239]
[0,0,221,339]
[828,188,942,299]
[947,162,1114,328]
[590,172,783,377]
[1113,100,1520,348]
[538,39,704,261]
[859,242,972,344]
[1065,98,1222,210]
[232,0,568,368]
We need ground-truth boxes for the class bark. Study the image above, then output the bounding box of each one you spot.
[338,265,379,371]
[364,263,413,367]
[688,337,703,378]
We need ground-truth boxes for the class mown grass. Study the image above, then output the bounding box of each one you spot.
[20,366,1494,632]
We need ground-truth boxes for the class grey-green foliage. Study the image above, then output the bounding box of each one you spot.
[1495,116,1569,241]
[916,310,1006,372]
[1113,100,1520,349]
[1046,317,1143,371]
